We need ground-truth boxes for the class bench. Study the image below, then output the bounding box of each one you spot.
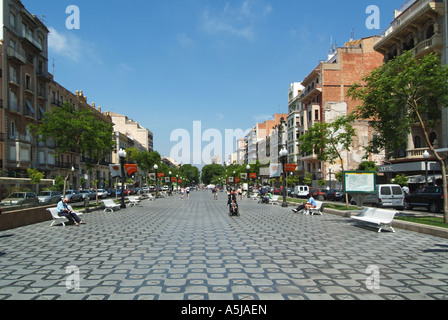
[147,194,155,201]
[250,193,259,200]
[269,195,280,205]
[47,206,83,227]
[310,201,324,215]
[102,199,121,212]
[128,196,141,206]
[351,207,397,233]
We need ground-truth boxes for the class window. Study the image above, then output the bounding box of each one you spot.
[25,74,32,90]
[10,121,16,138]
[9,90,17,111]
[314,110,319,120]
[10,13,16,29]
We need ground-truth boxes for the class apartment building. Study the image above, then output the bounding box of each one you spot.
[0,0,51,177]
[373,0,447,184]
[106,112,154,156]
[286,82,304,166]
[296,37,385,185]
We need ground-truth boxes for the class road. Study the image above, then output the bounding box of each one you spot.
[0,190,447,302]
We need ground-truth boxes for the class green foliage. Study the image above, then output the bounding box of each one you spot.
[27,168,44,185]
[357,161,379,172]
[347,51,448,158]
[29,102,114,161]
[392,174,409,187]
[298,115,355,170]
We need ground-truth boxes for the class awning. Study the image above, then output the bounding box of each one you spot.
[26,99,35,114]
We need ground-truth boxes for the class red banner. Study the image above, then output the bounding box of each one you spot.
[285,164,298,172]
[124,164,138,175]
[249,173,257,179]
[235,177,240,183]
[157,173,165,178]
[171,177,177,182]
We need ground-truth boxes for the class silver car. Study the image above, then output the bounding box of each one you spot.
[64,190,83,203]
[37,191,62,205]
[1,192,39,207]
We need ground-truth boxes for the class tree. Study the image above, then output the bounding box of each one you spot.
[27,168,44,194]
[28,102,115,199]
[298,115,355,207]
[347,51,448,223]
[201,164,225,185]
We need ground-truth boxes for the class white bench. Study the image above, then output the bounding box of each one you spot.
[102,199,121,212]
[351,207,397,233]
[250,193,259,200]
[128,196,141,206]
[269,195,280,205]
[310,201,324,215]
[147,194,155,201]
[47,206,83,227]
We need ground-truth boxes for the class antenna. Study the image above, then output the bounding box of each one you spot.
[350,28,355,41]
[52,58,56,77]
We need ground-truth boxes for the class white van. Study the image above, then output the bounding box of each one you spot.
[362,184,405,210]
[293,186,310,198]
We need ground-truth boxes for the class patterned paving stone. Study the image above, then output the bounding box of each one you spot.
[0,190,447,301]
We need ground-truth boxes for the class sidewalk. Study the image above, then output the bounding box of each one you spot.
[0,191,447,300]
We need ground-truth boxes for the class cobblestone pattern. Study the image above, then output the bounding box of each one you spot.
[0,191,447,300]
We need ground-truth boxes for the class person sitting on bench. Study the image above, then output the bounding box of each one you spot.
[292,193,316,215]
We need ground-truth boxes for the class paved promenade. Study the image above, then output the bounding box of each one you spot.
[0,190,447,301]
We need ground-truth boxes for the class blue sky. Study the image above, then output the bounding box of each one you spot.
[22,0,405,166]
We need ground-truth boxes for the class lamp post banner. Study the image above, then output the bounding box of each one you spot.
[285,164,297,172]
[109,164,122,178]
[270,164,281,178]
[125,164,138,175]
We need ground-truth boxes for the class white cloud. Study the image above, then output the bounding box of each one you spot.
[176,32,194,48]
[201,1,272,40]
[48,27,82,61]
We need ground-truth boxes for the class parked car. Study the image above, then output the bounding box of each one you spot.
[37,191,62,205]
[323,189,344,201]
[106,188,117,197]
[404,186,444,213]
[1,192,39,207]
[96,189,109,199]
[310,188,327,200]
[64,190,83,203]
[80,189,96,200]
[292,186,310,198]
[363,184,405,210]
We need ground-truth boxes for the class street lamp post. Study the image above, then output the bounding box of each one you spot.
[329,167,332,189]
[233,171,236,191]
[154,164,159,198]
[169,171,172,196]
[246,164,251,198]
[279,148,289,207]
[423,150,430,186]
[118,149,127,209]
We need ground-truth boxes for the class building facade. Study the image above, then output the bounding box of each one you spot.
[373,0,447,186]
[0,0,50,178]
[297,37,385,185]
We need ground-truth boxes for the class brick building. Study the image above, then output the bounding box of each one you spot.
[296,36,385,186]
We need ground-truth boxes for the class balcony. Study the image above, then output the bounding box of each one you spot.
[7,47,26,65]
[413,33,444,57]
[36,69,52,82]
[21,30,43,51]
[375,0,445,51]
